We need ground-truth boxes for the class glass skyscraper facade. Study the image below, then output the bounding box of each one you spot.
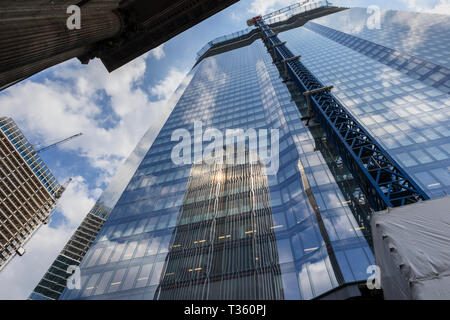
[29,202,110,300]
[279,8,450,198]
[59,6,450,300]
[157,151,284,299]
[29,84,186,299]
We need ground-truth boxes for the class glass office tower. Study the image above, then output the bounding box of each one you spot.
[60,6,450,300]
[279,8,450,198]
[30,69,190,299]
[157,150,284,299]
[29,202,111,300]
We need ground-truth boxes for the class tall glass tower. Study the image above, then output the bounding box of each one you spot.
[157,150,284,299]
[60,4,450,300]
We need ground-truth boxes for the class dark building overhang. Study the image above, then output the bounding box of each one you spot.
[0,0,239,90]
[94,0,240,71]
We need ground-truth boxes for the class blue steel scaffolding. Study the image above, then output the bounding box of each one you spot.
[253,17,429,212]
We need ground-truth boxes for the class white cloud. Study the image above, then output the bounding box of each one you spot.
[0,53,188,299]
[405,0,450,14]
[149,44,165,60]
[248,0,296,15]
[0,176,96,299]
[336,0,450,14]
[150,68,187,99]
[230,11,242,22]
[57,176,98,227]
[0,55,187,183]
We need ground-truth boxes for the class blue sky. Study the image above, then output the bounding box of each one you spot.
[0,0,448,299]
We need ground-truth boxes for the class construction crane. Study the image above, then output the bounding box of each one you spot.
[54,177,73,200]
[41,178,73,226]
[36,133,82,153]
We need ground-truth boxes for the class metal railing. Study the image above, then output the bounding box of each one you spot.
[196,0,330,60]
[196,27,255,60]
[263,0,329,24]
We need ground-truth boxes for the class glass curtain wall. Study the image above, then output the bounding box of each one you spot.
[61,39,373,300]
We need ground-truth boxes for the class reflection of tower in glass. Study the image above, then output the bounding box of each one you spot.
[156,149,284,299]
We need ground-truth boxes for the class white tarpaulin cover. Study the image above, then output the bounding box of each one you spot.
[371,195,450,300]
